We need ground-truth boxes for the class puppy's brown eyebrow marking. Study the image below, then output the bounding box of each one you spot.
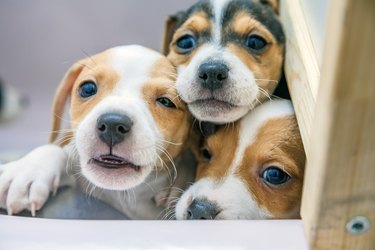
[222,0,285,44]
[183,11,212,33]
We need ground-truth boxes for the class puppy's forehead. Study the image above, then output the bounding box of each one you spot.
[222,0,284,43]
[176,0,283,44]
[110,45,164,86]
[228,100,294,172]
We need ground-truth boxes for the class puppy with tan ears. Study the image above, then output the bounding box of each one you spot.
[175,99,306,219]
[0,45,195,219]
[163,0,285,123]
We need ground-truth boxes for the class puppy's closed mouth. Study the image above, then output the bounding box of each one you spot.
[192,98,237,109]
[90,155,140,171]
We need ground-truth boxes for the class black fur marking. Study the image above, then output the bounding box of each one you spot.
[171,0,284,49]
[222,0,285,44]
[169,1,213,54]
[173,0,213,33]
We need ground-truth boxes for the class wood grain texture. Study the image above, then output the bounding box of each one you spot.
[280,0,320,159]
[300,0,375,249]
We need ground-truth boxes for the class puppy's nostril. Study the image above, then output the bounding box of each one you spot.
[199,73,208,80]
[187,210,193,219]
[98,123,106,132]
[217,73,227,81]
[117,125,127,134]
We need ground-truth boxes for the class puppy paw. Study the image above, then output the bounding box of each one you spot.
[0,144,67,216]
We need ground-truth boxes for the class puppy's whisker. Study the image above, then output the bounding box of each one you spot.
[165,186,185,193]
[157,139,182,146]
[143,181,156,193]
[52,113,79,125]
[254,78,278,83]
[155,145,177,183]
[80,48,97,66]
[258,87,272,102]
[53,134,75,146]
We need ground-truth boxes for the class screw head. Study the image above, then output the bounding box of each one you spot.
[346,216,371,235]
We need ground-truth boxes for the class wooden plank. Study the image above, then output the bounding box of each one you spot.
[301,0,375,249]
[280,0,320,159]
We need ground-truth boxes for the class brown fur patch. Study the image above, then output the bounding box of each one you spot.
[142,57,191,167]
[50,51,118,144]
[167,11,212,67]
[236,116,305,218]
[70,53,119,128]
[226,11,284,103]
[196,123,240,180]
[196,115,305,218]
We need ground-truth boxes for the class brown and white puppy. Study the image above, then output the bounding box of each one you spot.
[163,0,285,123]
[0,45,195,219]
[175,99,306,219]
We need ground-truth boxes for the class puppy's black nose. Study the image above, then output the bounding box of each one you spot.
[186,199,219,220]
[96,113,133,146]
[198,62,229,90]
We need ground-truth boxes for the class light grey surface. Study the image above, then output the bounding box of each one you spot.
[0,216,309,250]
[0,0,196,155]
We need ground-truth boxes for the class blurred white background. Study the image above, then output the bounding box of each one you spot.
[0,0,196,157]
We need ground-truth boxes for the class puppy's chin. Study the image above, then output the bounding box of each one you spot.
[188,101,251,123]
[81,162,153,190]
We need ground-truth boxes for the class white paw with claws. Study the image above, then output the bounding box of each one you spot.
[0,145,67,216]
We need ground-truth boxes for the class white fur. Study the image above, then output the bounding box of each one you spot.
[0,145,73,215]
[176,44,259,123]
[176,177,270,219]
[229,99,294,174]
[175,99,295,219]
[111,45,162,96]
[211,0,231,44]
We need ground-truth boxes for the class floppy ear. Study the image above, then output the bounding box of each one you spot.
[260,0,279,14]
[49,62,83,144]
[161,12,184,55]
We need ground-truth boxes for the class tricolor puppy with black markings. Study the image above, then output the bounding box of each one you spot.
[163,0,285,123]
[0,45,195,219]
[175,99,306,219]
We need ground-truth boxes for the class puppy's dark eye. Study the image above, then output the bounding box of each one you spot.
[247,35,267,51]
[200,148,212,161]
[79,81,97,98]
[157,97,176,108]
[262,167,290,185]
[176,35,196,53]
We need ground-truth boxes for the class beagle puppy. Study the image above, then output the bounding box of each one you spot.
[163,0,285,123]
[0,45,195,219]
[175,99,306,219]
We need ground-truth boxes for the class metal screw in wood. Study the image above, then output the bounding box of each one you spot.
[346,216,371,235]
